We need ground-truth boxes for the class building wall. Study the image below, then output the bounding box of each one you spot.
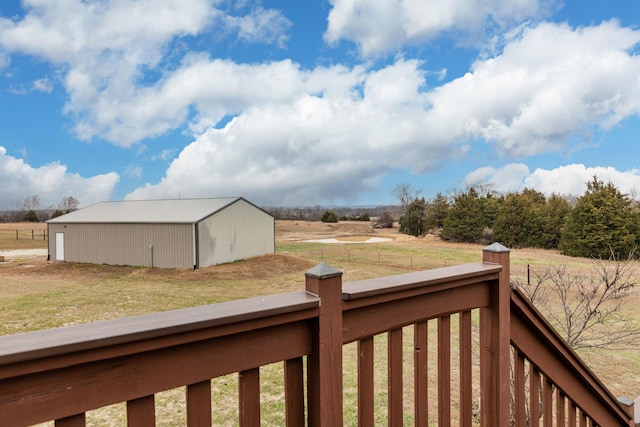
[197,199,274,267]
[47,222,195,268]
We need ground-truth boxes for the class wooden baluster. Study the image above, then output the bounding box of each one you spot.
[556,389,566,427]
[239,368,260,427]
[388,328,403,426]
[568,401,577,427]
[438,315,451,426]
[579,409,587,427]
[543,376,553,427]
[514,351,527,426]
[358,337,375,427]
[414,321,428,427]
[460,311,473,427]
[55,413,86,427]
[127,395,155,427]
[285,357,305,427]
[530,367,540,427]
[187,380,211,426]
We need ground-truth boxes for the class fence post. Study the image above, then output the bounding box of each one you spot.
[305,263,343,427]
[481,242,511,426]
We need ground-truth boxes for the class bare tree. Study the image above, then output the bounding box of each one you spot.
[5,195,41,221]
[515,247,640,350]
[58,196,79,212]
[26,195,40,211]
[392,183,421,211]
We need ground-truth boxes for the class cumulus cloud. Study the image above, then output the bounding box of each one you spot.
[225,6,292,47]
[125,62,468,205]
[0,147,119,209]
[425,20,640,157]
[0,0,291,144]
[127,19,640,206]
[465,163,640,198]
[3,1,640,207]
[463,164,531,193]
[324,0,557,56]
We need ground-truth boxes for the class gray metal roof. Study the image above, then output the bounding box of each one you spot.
[47,198,247,224]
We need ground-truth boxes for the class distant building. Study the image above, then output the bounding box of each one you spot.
[47,198,274,269]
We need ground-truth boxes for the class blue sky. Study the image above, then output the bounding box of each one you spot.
[1,0,640,209]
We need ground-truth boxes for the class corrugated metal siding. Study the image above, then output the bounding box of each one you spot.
[47,223,194,268]
[198,199,275,267]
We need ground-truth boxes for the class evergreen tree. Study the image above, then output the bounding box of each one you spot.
[23,209,39,222]
[559,177,637,258]
[492,189,566,249]
[442,187,490,243]
[50,209,65,219]
[493,192,542,248]
[424,192,450,232]
[321,211,338,223]
[538,194,571,249]
[399,197,427,237]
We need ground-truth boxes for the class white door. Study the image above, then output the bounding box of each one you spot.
[55,232,65,261]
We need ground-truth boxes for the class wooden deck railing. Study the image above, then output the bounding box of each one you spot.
[0,244,634,426]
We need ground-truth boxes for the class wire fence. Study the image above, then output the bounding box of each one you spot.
[277,245,459,271]
[0,229,47,240]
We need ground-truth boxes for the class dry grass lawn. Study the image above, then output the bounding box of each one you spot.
[0,222,47,250]
[1,220,639,423]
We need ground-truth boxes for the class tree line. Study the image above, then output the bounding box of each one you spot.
[397,176,639,259]
[0,196,79,223]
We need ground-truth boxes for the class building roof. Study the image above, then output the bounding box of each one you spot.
[47,197,256,224]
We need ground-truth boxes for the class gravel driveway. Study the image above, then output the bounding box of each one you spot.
[0,249,48,258]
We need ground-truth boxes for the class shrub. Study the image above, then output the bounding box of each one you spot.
[321,211,338,223]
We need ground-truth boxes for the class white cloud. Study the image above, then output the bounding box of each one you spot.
[123,18,640,205]
[225,6,291,47]
[0,0,291,144]
[0,0,214,62]
[524,164,640,198]
[464,163,640,198]
[125,61,468,205]
[3,2,640,207]
[151,148,178,162]
[0,50,9,69]
[32,77,52,93]
[425,20,640,157]
[0,146,119,209]
[124,165,143,179]
[324,0,556,57]
[463,164,531,193]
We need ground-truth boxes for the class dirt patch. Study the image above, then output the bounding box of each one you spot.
[276,220,400,243]
[305,237,393,244]
[1,253,316,283]
[164,254,316,281]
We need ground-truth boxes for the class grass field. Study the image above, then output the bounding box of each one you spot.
[0,222,47,250]
[1,220,639,424]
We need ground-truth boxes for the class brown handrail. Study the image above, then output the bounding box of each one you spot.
[0,291,319,426]
[510,285,633,426]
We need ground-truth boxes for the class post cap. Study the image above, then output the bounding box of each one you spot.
[305,262,342,279]
[483,242,510,253]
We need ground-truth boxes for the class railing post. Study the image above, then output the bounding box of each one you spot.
[305,263,343,427]
[481,243,511,426]
[617,396,636,427]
